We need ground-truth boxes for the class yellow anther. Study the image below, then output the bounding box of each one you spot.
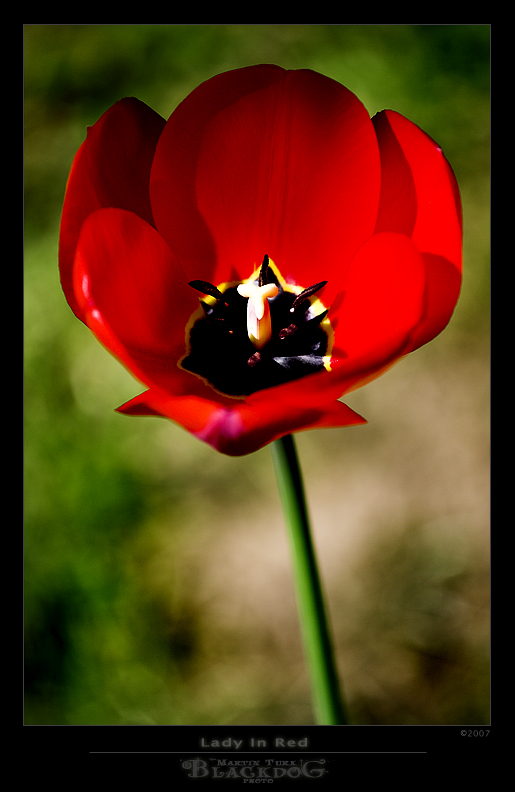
[237,282,279,349]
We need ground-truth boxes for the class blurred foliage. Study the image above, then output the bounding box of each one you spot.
[24,25,489,725]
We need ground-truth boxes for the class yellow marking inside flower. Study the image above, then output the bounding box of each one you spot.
[237,282,279,349]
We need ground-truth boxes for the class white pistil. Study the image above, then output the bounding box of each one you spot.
[237,282,279,349]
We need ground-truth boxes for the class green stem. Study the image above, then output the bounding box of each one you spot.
[271,434,348,725]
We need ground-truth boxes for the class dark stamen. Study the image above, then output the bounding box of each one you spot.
[189,280,228,304]
[258,254,270,287]
[279,323,297,340]
[247,351,261,367]
[290,280,328,313]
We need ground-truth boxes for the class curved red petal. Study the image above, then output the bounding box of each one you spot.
[72,208,215,396]
[194,399,366,457]
[408,251,463,351]
[379,110,462,271]
[329,231,426,364]
[118,386,366,456]
[59,98,165,321]
[375,111,462,350]
[116,388,230,436]
[372,111,417,236]
[150,65,380,289]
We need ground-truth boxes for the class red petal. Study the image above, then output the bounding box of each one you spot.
[374,111,462,350]
[329,231,426,363]
[372,111,417,235]
[59,98,165,321]
[117,386,366,456]
[195,399,366,457]
[116,389,230,436]
[150,65,380,290]
[377,110,462,270]
[409,251,463,351]
[72,208,218,397]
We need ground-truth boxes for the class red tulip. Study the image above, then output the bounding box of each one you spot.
[59,65,462,456]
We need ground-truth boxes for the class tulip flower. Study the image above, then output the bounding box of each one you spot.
[59,65,462,725]
[59,65,462,458]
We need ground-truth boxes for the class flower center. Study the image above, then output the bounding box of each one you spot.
[180,255,333,397]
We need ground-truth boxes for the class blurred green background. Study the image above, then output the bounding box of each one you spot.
[24,24,490,725]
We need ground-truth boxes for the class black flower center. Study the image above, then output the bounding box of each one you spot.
[180,255,333,397]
